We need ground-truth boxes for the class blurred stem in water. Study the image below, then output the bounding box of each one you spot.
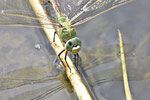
[118,29,132,100]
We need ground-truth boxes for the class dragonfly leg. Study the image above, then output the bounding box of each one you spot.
[76,53,79,67]
[58,49,71,73]
[73,54,76,65]
[58,49,65,66]
[64,51,71,73]
[53,31,57,42]
[73,53,80,72]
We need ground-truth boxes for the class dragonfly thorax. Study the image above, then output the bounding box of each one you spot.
[57,27,76,42]
[57,16,77,42]
[57,16,81,54]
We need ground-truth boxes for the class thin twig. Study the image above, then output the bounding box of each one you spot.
[29,0,92,100]
[118,29,132,100]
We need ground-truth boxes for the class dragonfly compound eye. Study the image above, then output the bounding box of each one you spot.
[68,41,72,46]
[65,40,74,51]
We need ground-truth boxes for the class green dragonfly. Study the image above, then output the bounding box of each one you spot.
[1,0,150,99]
[0,0,133,71]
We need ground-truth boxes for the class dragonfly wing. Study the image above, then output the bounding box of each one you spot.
[87,57,150,86]
[69,0,133,26]
[9,84,63,100]
[0,65,59,91]
[80,44,135,70]
[0,26,59,90]
[0,0,59,28]
[58,0,87,17]
[79,44,150,98]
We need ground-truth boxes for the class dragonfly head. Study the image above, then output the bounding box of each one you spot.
[65,37,81,54]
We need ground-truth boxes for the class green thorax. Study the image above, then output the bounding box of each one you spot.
[57,16,77,42]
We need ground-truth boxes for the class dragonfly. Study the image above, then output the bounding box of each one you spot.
[0,0,133,72]
[1,0,150,99]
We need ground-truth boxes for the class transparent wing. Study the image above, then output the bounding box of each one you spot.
[0,64,64,99]
[79,44,150,99]
[0,17,64,99]
[0,0,133,28]
[80,44,135,70]
[0,0,133,27]
[0,42,135,98]
[58,0,88,17]
[87,57,150,100]
[0,0,59,29]
[10,84,63,100]
[0,65,59,90]
[88,57,150,86]
[0,65,73,100]
[0,42,148,99]
[68,0,133,26]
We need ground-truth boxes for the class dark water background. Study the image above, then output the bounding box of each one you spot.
[0,0,150,100]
